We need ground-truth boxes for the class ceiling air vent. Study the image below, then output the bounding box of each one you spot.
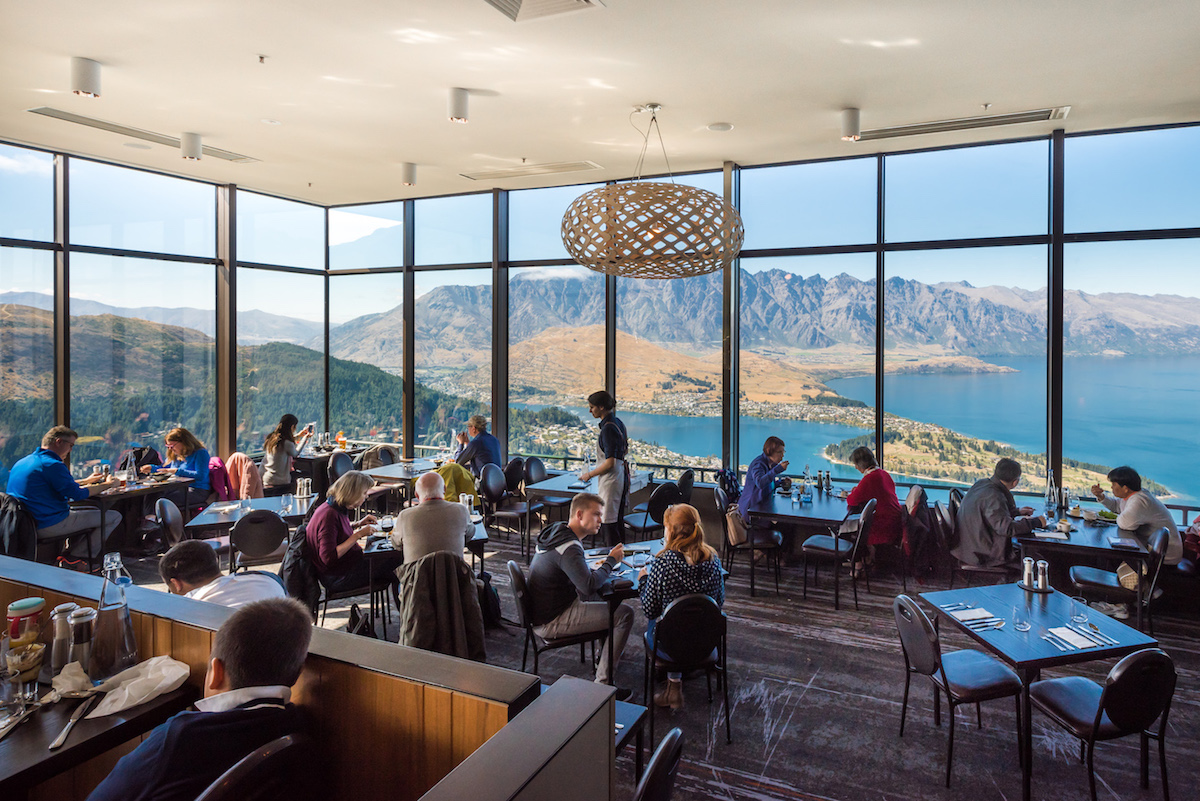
[27,107,259,163]
[484,0,605,23]
[461,161,603,180]
[858,106,1071,142]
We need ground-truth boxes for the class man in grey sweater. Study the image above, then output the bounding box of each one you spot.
[526,492,632,695]
[391,472,475,563]
[952,458,1046,569]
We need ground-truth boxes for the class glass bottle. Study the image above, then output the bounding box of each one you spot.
[88,553,138,683]
[1044,469,1058,515]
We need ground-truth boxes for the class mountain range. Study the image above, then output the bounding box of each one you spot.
[0,292,323,345]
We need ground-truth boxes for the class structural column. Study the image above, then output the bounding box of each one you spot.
[215,185,238,458]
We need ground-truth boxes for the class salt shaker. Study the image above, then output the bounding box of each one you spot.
[1022,557,1035,588]
[1035,559,1050,591]
[67,607,97,670]
[50,602,80,677]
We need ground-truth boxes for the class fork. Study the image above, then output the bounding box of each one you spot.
[940,602,974,611]
[1040,634,1068,652]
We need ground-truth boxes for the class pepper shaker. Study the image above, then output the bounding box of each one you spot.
[1022,557,1035,588]
[50,602,79,677]
[1035,559,1050,591]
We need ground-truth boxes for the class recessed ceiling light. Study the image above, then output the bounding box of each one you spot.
[123,142,151,150]
[707,122,734,132]
[260,118,282,126]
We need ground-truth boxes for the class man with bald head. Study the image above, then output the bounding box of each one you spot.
[390,471,475,563]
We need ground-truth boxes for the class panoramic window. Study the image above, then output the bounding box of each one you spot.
[69,160,215,257]
[507,265,604,461]
[236,267,325,452]
[509,183,602,262]
[1066,126,1200,233]
[881,245,1048,491]
[1062,239,1199,503]
[328,272,405,444]
[884,140,1049,242]
[739,254,877,478]
[329,201,405,269]
[68,254,216,471]
[0,142,53,242]
[0,248,55,489]
[413,268,491,454]
[413,194,491,266]
[237,192,325,270]
[740,158,877,250]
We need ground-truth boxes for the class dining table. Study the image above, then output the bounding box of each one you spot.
[524,469,654,504]
[293,444,368,498]
[744,486,852,530]
[920,583,1157,801]
[362,459,440,508]
[184,493,318,533]
[1014,511,1154,630]
[72,475,194,562]
[0,683,199,796]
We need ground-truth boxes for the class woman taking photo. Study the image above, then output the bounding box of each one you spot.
[306,470,402,599]
[638,503,725,710]
[579,390,629,548]
[261,414,312,496]
[844,445,903,574]
[143,427,211,508]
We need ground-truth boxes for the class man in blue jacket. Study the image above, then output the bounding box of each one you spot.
[738,436,789,520]
[454,414,502,477]
[7,426,119,562]
[88,597,312,801]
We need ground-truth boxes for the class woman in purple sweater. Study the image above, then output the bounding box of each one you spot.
[306,470,402,598]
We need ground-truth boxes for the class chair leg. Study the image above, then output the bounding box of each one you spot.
[945,700,956,788]
[899,671,911,737]
[722,655,731,744]
[521,631,530,672]
[976,702,982,729]
[1086,740,1097,801]
[833,558,840,611]
[933,686,941,727]
[774,550,781,594]
[1141,731,1150,789]
[851,560,859,611]
[1158,730,1170,801]
[1016,694,1024,770]
[750,551,756,597]
[802,554,809,600]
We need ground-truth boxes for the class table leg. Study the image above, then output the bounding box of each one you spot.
[606,600,616,686]
[368,568,377,633]
[636,722,644,778]
[1137,554,1146,631]
[1021,676,1033,801]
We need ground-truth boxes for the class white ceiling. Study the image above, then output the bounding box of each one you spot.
[3,0,1198,206]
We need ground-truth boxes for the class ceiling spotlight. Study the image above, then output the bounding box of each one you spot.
[181,132,202,160]
[707,122,734,132]
[71,57,101,98]
[449,87,469,123]
[401,162,417,186]
[841,108,861,142]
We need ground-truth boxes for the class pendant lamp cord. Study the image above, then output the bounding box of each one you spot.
[629,109,675,184]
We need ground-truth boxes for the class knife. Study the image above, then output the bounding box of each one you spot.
[48,694,100,750]
[0,704,40,742]
[1087,622,1118,645]
[1067,622,1106,645]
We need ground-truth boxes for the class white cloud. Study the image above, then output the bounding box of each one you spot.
[0,153,53,176]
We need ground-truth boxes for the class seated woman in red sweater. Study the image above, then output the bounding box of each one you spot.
[306,470,402,601]
[845,446,903,574]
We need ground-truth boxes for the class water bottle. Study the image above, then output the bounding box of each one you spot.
[1044,469,1057,516]
[88,553,138,683]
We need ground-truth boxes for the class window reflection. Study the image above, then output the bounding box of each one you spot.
[237,192,325,270]
[1062,239,1200,501]
[413,269,491,453]
[329,273,405,445]
[69,160,215,257]
[508,265,603,460]
[739,254,876,476]
[882,246,1047,490]
[236,267,325,452]
[509,184,602,262]
[413,194,491,266]
[741,159,876,249]
[329,202,405,269]
[0,248,55,489]
[0,143,53,242]
[69,254,216,471]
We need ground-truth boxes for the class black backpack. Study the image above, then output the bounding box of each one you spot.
[119,445,163,475]
[279,515,321,619]
[477,570,504,630]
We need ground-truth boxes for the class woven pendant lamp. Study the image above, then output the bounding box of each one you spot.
[561,107,744,279]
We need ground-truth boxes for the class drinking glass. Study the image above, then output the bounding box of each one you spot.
[1070,596,1089,624]
[0,668,24,721]
[240,498,251,512]
[791,489,799,508]
[281,493,294,514]
[6,643,45,702]
[1012,605,1031,632]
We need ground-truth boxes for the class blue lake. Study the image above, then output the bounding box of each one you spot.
[521,354,1198,500]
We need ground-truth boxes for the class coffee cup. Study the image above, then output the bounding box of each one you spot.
[1082,509,1098,522]
[1057,519,1071,533]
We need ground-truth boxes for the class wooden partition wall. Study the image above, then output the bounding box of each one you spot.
[0,555,578,801]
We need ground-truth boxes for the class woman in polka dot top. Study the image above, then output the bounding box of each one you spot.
[639,503,725,709]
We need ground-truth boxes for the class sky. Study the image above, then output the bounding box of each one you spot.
[3,126,1199,315]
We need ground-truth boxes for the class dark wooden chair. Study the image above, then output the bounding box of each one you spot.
[194,733,320,801]
[801,499,875,611]
[643,594,730,746]
[506,560,603,676]
[631,728,684,801]
[934,501,1013,589]
[624,482,682,543]
[1030,648,1176,801]
[481,464,540,562]
[524,456,571,523]
[892,594,1022,788]
[712,486,781,597]
[229,509,289,573]
[1070,527,1170,633]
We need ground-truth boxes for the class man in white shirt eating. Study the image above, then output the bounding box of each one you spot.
[159,540,286,608]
